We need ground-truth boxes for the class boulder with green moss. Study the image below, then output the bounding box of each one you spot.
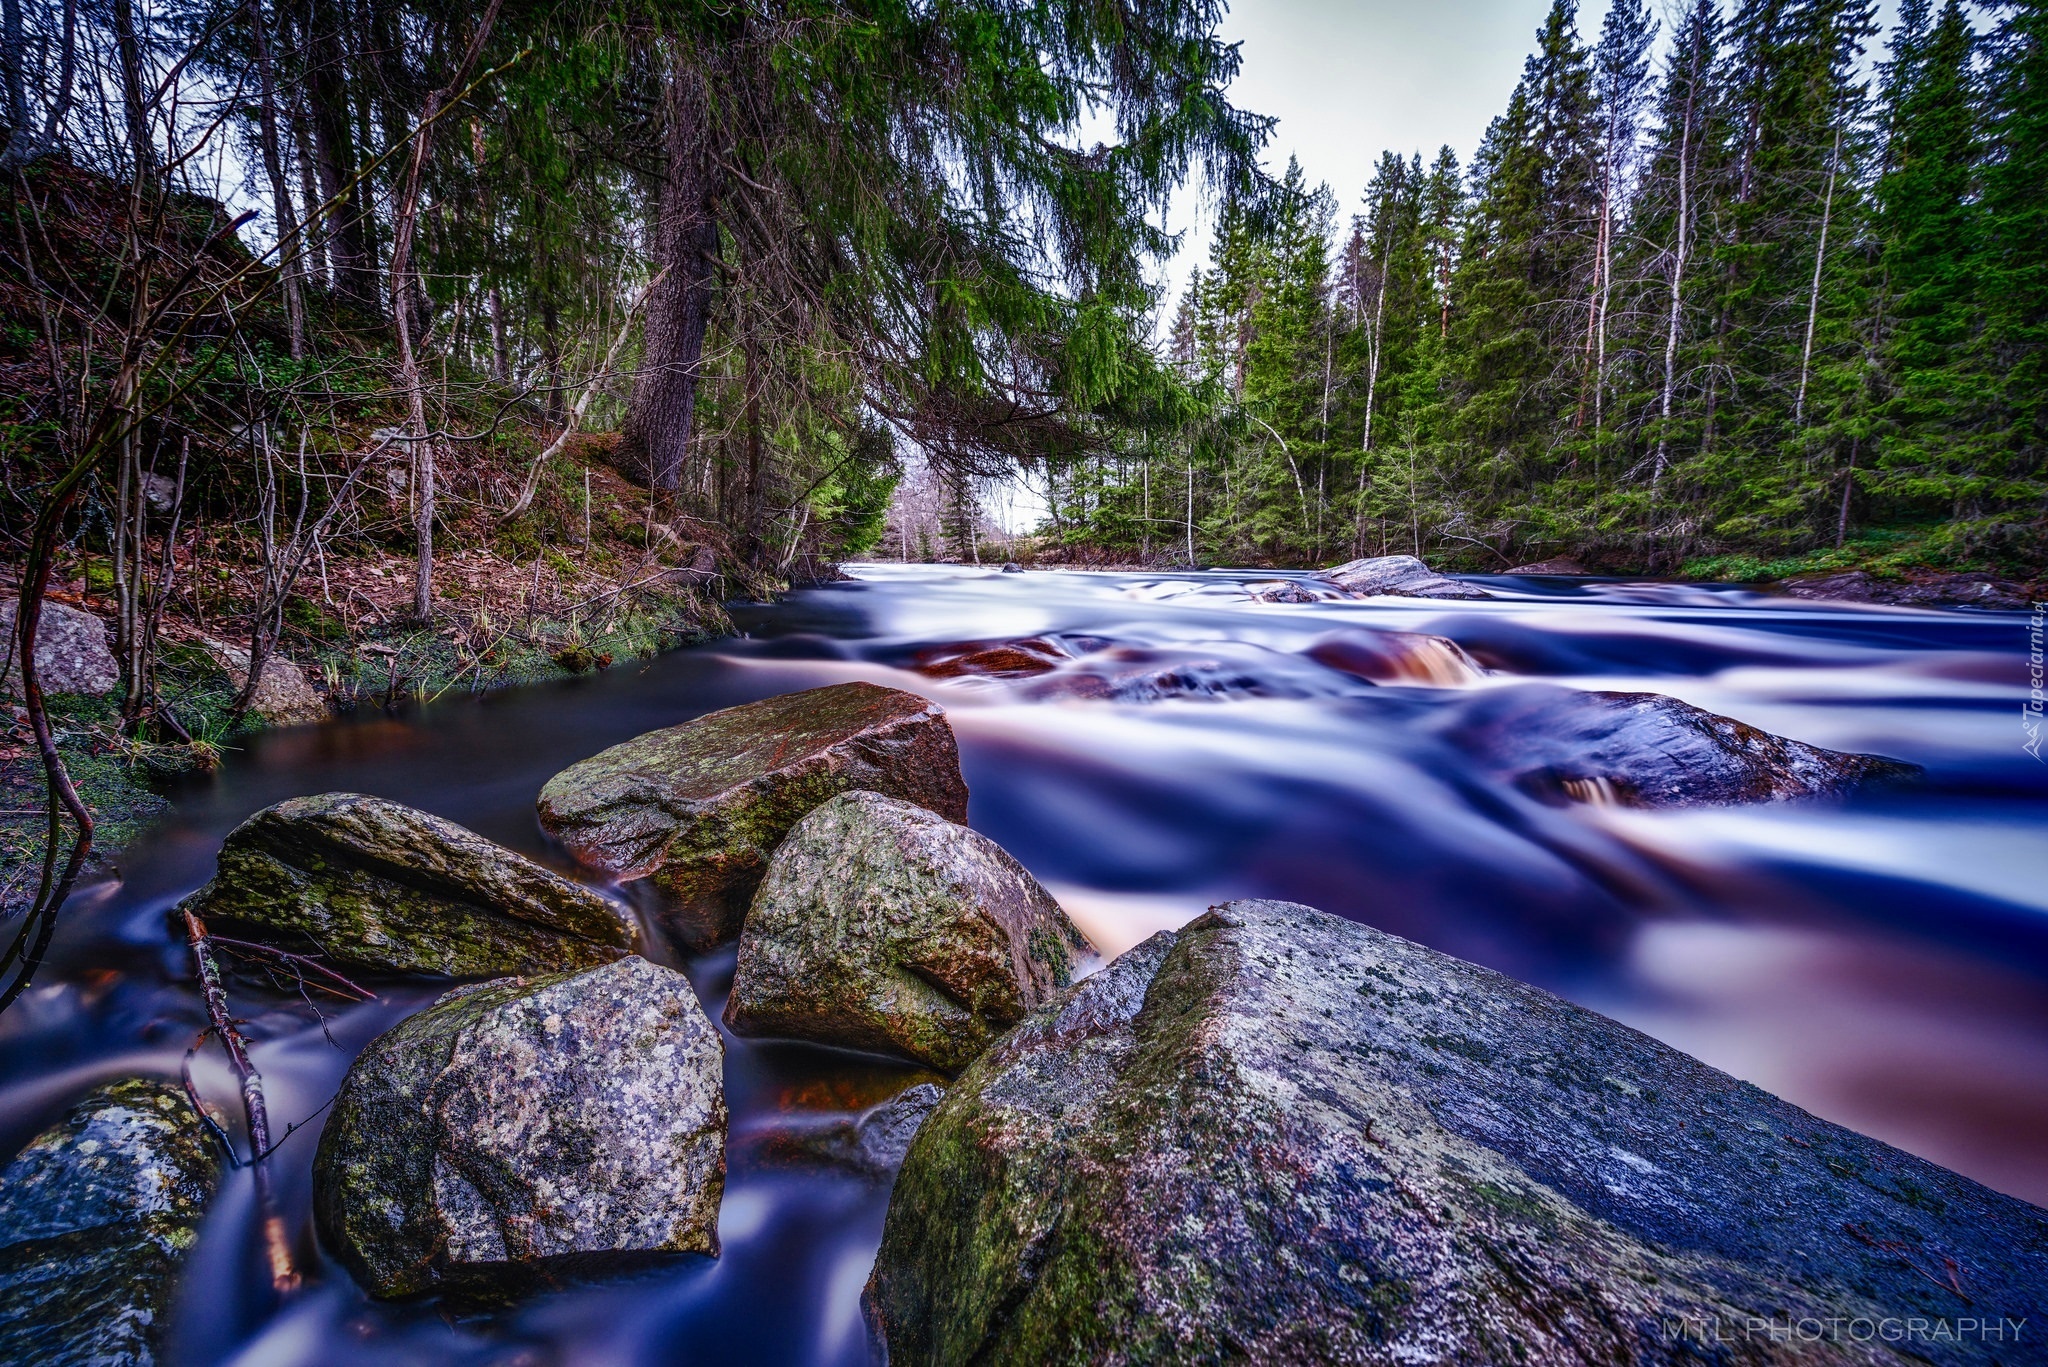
[868,899,2048,1365]
[724,791,1090,1071]
[536,682,969,947]
[314,956,726,1298]
[177,792,634,976]
[0,1078,218,1367]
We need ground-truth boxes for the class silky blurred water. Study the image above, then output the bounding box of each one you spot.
[3,564,2044,1366]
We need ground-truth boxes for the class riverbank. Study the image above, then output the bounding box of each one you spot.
[0,488,768,914]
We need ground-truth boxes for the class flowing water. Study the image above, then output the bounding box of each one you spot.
[4,564,2046,1365]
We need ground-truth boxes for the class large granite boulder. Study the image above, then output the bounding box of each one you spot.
[0,1078,218,1367]
[200,636,328,726]
[178,792,634,976]
[0,598,119,696]
[314,957,726,1298]
[1316,554,1490,600]
[1428,683,1918,808]
[725,791,1090,1072]
[869,900,2048,1366]
[537,683,970,948]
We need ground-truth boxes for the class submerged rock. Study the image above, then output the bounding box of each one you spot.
[1304,628,1485,687]
[314,957,726,1299]
[178,792,634,977]
[1316,554,1490,600]
[725,791,1090,1072]
[0,1078,218,1367]
[1430,683,1918,808]
[199,637,328,726]
[869,900,2048,1366]
[745,1082,946,1180]
[0,598,118,696]
[915,637,1068,679]
[536,682,970,948]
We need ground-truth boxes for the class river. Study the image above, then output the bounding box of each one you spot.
[3,564,2045,1365]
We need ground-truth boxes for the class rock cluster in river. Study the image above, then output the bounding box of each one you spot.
[1783,569,2031,610]
[537,681,969,946]
[0,598,119,696]
[178,792,635,976]
[1430,682,1918,807]
[1315,553,1491,600]
[868,899,2048,1366]
[725,791,1092,1071]
[314,956,726,1298]
[0,1078,217,1367]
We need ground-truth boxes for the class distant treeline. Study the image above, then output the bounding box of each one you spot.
[1044,0,2046,576]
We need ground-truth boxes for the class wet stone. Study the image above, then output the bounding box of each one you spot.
[314,957,727,1299]
[725,791,1090,1072]
[0,1078,218,1367]
[1316,554,1491,600]
[536,682,970,948]
[868,900,2048,1366]
[1429,683,1919,807]
[177,792,634,977]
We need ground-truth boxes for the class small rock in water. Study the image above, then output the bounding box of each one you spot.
[1304,628,1484,686]
[1248,579,1319,603]
[915,637,1067,679]
[1316,553,1491,600]
[868,900,2048,1365]
[199,636,328,726]
[314,957,726,1299]
[725,791,1091,1072]
[537,682,969,948]
[0,598,119,696]
[1429,683,1918,807]
[177,792,635,976]
[1000,562,1024,573]
[0,1078,218,1367]
[744,1082,946,1179]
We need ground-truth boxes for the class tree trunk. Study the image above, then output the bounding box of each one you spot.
[622,53,718,492]
[1653,44,1701,492]
[304,0,376,310]
[246,0,304,356]
[389,0,503,620]
[1794,124,1842,430]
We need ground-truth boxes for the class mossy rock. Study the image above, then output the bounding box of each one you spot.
[868,900,2048,1365]
[177,792,634,976]
[314,957,726,1299]
[725,791,1090,1072]
[537,682,969,948]
[0,1078,218,1367]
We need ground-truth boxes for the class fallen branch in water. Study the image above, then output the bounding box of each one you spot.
[181,906,302,1293]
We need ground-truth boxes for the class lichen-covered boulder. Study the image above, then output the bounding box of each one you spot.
[314,956,726,1299]
[199,636,328,726]
[868,901,2048,1366]
[0,598,119,696]
[1316,554,1490,600]
[0,1078,218,1367]
[178,792,634,976]
[725,792,1090,1072]
[1429,683,1918,807]
[536,682,970,948]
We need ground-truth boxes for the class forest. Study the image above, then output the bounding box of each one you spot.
[1049,0,2047,578]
